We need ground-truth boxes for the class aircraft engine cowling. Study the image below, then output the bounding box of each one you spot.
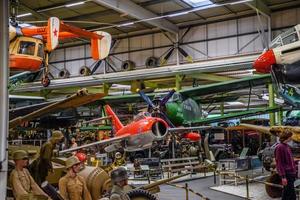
[151,121,168,140]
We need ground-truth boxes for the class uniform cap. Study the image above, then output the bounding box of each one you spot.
[13,150,29,160]
[65,156,81,169]
[110,167,128,184]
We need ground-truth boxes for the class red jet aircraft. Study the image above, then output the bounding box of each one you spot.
[60,105,207,154]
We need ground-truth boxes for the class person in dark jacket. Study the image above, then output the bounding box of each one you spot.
[275,129,297,200]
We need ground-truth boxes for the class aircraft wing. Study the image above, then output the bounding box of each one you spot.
[9,102,53,120]
[9,89,105,128]
[59,134,131,154]
[168,126,211,133]
[94,74,271,105]
[179,74,271,98]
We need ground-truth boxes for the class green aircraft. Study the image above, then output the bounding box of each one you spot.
[95,74,278,126]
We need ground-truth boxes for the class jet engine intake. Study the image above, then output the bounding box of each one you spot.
[151,121,168,140]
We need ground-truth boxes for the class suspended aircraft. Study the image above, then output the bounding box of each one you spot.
[9,89,106,129]
[94,74,274,126]
[60,104,208,154]
[9,16,111,87]
[253,24,300,107]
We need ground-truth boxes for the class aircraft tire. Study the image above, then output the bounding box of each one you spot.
[145,57,159,68]
[121,60,135,71]
[41,75,50,87]
[127,189,158,200]
[58,69,70,78]
[79,66,91,76]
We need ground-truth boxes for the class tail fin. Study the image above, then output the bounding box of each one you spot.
[46,17,60,51]
[104,105,123,132]
[91,31,111,60]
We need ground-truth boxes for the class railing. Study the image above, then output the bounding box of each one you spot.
[8,139,47,147]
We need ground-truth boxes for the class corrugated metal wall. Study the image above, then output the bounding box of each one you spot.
[49,8,300,78]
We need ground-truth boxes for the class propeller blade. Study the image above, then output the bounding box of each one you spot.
[160,89,176,106]
[160,111,175,128]
[138,90,155,109]
[178,47,193,63]
[160,48,175,66]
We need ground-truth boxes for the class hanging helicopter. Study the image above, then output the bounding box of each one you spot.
[253,24,300,107]
[9,16,111,87]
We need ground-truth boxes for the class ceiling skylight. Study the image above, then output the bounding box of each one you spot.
[183,0,213,7]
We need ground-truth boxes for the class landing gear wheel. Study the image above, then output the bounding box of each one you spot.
[127,189,158,200]
[41,75,50,87]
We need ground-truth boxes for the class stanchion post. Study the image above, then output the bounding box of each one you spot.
[246,175,250,199]
[185,183,189,200]
[213,170,216,184]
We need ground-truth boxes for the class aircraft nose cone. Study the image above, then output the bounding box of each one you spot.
[253,49,276,73]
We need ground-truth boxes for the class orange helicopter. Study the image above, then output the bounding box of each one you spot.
[9,17,111,86]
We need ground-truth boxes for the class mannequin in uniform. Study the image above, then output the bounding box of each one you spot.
[112,152,125,168]
[110,167,130,200]
[10,150,49,200]
[30,130,64,185]
[59,156,92,200]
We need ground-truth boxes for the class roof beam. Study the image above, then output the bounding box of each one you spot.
[92,0,179,34]
[246,0,270,16]
[19,3,49,20]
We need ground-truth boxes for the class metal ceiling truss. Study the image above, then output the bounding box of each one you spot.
[92,0,179,34]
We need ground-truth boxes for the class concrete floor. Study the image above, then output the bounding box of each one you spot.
[158,176,245,200]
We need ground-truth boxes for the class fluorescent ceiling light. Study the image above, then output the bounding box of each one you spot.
[182,0,212,7]
[167,11,190,18]
[117,22,134,27]
[16,13,32,18]
[65,1,85,7]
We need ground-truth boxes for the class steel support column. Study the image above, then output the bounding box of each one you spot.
[268,83,275,126]
[0,0,9,199]
[277,107,283,125]
[220,102,224,116]
[176,74,182,91]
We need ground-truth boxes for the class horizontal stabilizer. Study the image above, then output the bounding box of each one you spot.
[46,17,60,51]
[91,31,111,60]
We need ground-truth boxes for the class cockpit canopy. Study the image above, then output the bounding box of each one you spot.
[270,25,300,49]
[133,112,152,121]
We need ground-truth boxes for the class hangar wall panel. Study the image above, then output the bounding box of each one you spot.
[181,42,207,61]
[130,50,153,68]
[49,8,300,78]
[181,26,206,42]
[114,38,129,53]
[154,33,173,47]
[207,20,237,39]
[208,37,238,57]
[238,34,263,54]
[65,46,85,60]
